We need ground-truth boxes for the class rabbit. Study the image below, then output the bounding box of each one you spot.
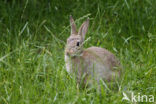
[65,16,121,87]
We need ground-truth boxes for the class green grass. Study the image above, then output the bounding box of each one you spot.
[0,0,156,104]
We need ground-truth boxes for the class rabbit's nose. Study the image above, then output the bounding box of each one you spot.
[69,50,74,54]
[66,50,74,55]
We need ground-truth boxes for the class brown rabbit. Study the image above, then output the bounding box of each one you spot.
[65,16,121,86]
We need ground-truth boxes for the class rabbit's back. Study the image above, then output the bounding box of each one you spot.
[84,46,120,68]
[82,46,120,81]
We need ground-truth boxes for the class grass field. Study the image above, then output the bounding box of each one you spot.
[0,0,156,104]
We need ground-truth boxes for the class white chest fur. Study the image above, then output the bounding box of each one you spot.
[64,55,72,72]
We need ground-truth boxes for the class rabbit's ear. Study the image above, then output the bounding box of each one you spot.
[70,15,77,35]
[78,18,89,41]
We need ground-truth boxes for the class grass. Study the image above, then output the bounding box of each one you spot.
[0,0,156,104]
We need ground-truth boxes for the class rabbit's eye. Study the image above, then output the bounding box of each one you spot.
[76,42,80,46]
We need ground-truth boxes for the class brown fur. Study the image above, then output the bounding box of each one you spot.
[65,16,121,87]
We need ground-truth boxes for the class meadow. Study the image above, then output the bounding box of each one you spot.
[0,0,156,103]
